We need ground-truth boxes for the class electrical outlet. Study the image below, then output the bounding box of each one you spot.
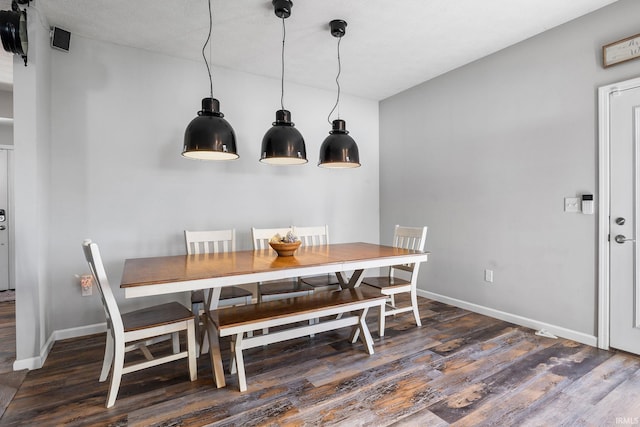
[564,197,580,213]
[80,274,93,296]
[82,285,92,296]
[484,269,494,283]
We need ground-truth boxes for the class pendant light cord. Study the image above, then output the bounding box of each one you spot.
[202,0,214,99]
[327,36,342,124]
[280,16,286,111]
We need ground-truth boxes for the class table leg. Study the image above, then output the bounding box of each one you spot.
[349,307,375,354]
[206,287,222,310]
[203,310,226,388]
[337,269,365,289]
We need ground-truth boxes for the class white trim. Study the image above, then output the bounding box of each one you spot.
[12,322,107,371]
[13,332,54,371]
[598,82,612,350]
[418,290,597,347]
[636,108,640,329]
[53,322,107,341]
[598,76,640,350]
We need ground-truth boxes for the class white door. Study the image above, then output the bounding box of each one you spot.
[609,84,640,355]
[0,149,8,291]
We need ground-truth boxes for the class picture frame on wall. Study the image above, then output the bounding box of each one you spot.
[603,33,640,68]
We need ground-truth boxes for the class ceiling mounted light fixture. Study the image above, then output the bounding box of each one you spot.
[182,0,238,161]
[0,0,28,66]
[318,19,360,169]
[260,0,307,165]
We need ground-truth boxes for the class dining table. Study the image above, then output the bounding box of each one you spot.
[120,242,430,387]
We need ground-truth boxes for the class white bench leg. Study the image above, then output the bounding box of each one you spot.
[233,333,248,392]
[309,318,316,338]
[171,332,180,354]
[379,303,386,337]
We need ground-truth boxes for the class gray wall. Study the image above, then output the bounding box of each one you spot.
[13,8,52,363]
[0,90,13,146]
[0,90,12,119]
[12,16,379,364]
[45,36,379,332]
[380,0,640,338]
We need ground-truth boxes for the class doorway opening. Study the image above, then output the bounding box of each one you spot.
[598,75,640,355]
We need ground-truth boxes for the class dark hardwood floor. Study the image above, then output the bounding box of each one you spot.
[1,295,640,426]
[0,300,27,421]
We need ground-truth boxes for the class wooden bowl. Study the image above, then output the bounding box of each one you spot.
[269,240,301,257]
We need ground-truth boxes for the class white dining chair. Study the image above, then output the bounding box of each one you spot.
[82,240,197,408]
[184,229,253,347]
[361,225,428,336]
[251,226,313,302]
[292,225,340,292]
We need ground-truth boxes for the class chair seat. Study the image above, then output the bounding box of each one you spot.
[121,302,194,333]
[260,280,313,296]
[300,274,340,291]
[361,276,411,290]
[191,286,253,304]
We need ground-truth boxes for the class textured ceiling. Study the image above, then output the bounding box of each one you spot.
[0,0,621,99]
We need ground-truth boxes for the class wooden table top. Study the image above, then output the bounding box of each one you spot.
[121,242,429,297]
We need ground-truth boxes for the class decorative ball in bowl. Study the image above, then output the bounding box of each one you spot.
[269,240,301,257]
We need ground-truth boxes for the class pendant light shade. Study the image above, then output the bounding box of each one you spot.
[182,0,238,161]
[318,119,360,168]
[182,98,238,160]
[319,19,361,169]
[260,109,307,165]
[261,0,307,165]
[0,1,28,66]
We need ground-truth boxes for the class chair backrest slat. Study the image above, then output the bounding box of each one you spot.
[185,229,236,255]
[390,225,428,275]
[292,225,330,247]
[251,227,292,251]
[82,240,124,335]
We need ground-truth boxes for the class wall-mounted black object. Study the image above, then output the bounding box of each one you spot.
[0,0,28,66]
[50,27,70,51]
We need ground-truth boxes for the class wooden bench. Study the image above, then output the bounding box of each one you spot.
[211,288,386,392]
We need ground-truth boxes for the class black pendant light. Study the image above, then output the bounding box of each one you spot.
[260,0,307,165]
[0,1,28,66]
[182,0,238,161]
[318,19,360,169]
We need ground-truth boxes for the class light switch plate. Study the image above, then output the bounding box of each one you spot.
[564,197,580,213]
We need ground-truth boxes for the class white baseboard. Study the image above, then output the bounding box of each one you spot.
[418,290,598,347]
[13,332,55,371]
[54,322,107,341]
[13,322,107,371]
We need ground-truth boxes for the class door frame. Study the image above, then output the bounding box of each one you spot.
[597,76,640,350]
[0,144,13,292]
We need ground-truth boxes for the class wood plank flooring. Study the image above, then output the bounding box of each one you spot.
[0,301,27,421]
[1,296,640,426]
